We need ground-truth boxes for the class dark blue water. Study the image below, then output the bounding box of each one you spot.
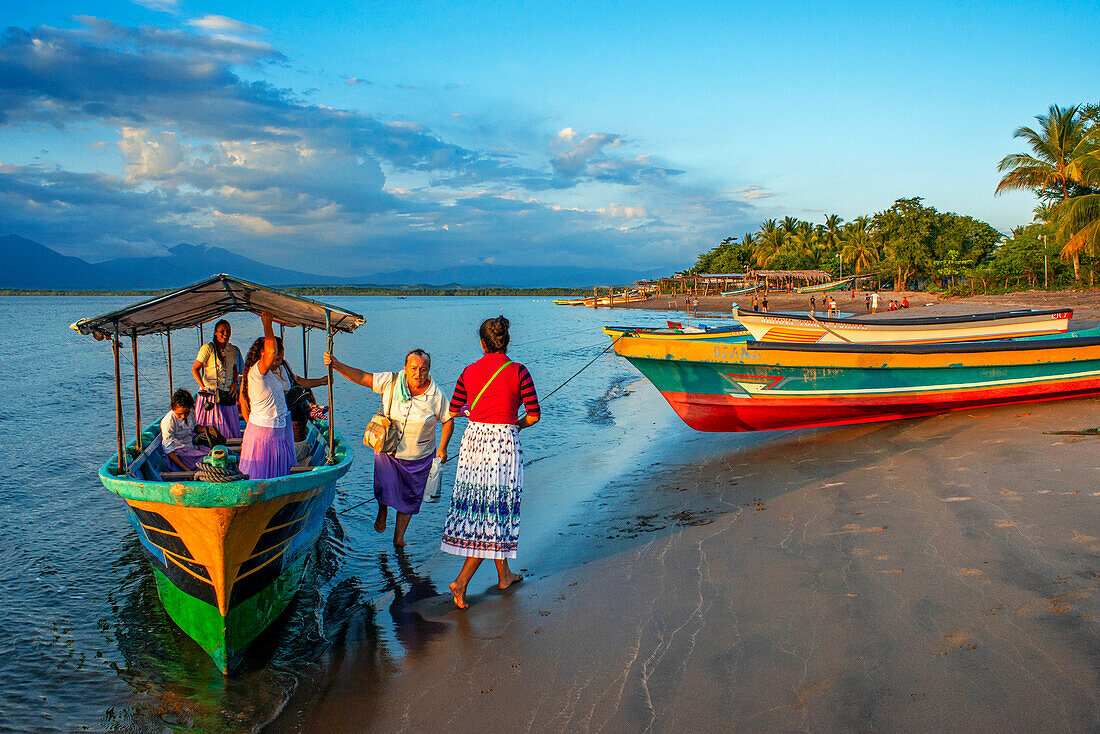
[0,295,734,733]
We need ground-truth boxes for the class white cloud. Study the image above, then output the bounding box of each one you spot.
[118,127,183,179]
[131,0,179,11]
[554,127,579,145]
[597,203,649,218]
[729,185,774,200]
[188,15,266,36]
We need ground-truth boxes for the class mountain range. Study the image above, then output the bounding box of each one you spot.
[0,235,664,290]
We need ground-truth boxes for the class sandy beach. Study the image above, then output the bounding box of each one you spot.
[267,292,1100,733]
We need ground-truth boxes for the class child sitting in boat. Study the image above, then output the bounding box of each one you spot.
[160,389,211,471]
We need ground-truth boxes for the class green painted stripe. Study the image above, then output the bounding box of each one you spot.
[152,552,311,672]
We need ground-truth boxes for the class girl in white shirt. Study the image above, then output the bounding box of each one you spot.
[237,312,296,480]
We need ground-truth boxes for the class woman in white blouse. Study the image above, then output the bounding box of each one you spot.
[237,312,295,480]
[325,348,454,547]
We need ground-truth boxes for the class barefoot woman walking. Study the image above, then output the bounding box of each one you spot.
[443,316,540,609]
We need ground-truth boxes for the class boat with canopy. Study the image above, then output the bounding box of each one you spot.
[734,307,1073,344]
[71,274,364,673]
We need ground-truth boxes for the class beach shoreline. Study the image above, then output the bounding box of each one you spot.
[268,356,1100,731]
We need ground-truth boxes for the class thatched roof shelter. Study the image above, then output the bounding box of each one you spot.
[748,269,833,285]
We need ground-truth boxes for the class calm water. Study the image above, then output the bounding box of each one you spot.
[0,295,733,733]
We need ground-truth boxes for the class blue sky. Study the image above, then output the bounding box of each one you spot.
[1,0,1097,276]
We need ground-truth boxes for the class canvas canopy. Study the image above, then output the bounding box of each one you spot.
[70,274,364,339]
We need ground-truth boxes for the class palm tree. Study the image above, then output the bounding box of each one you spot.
[996,105,1091,202]
[841,217,880,273]
[754,228,785,268]
[823,213,843,251]
[1055,152,1100,273]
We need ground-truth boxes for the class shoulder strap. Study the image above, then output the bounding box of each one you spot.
[470,360,513,412]
[383,372,397,417]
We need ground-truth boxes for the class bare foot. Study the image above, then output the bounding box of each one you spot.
[449,580,469,609]
[374,510,386,534]
[393,536,407,548]
[497,571,523,590]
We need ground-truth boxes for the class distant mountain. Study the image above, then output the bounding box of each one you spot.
[0,235,666,290]
[0,235,112,289]
[356,264,665,288]
[95,243,344,289]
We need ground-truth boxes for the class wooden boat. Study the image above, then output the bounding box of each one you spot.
[610,327,1100,432]
[735,308,1073,344]
[719,283,762,297]
[797,277,854,294]
[71,275,364,673]
[603,323,750,341]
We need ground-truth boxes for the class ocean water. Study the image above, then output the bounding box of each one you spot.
[0,295,733,733]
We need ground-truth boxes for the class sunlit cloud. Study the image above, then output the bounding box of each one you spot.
[188,15,266,36]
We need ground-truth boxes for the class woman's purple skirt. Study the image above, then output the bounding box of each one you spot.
[374,452,435,514]
[195,392,243,439]
[170,445,210,471]
[238,423,294,480]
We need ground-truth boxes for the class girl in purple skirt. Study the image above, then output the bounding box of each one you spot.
[191,319,243,439]
[238,312,295,480]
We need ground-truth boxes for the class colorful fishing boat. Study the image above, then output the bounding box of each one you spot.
[735,307,1073,344]
[609,327,1100,432]
[72,275,363,673]
[719,283,762,297]
[796,277,854,294]
[603,323,750,341]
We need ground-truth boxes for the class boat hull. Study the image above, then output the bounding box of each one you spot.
[602,325,750,342]
[101,426,351,672]
[613,336,1100,432]
[735,308,1073,344]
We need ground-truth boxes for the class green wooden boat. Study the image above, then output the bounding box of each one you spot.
[73,275,364,673]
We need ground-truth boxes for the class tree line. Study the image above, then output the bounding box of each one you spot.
[690,103,1100,293]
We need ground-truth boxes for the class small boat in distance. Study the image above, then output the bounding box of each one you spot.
[796,277,854,294]
[609,326,1100,432]
[735,308,1073,344]
[719,283,762,297]
[71,275,363,673]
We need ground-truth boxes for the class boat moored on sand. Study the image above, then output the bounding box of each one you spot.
[735,307,1073,344]
[610,327,1100,432]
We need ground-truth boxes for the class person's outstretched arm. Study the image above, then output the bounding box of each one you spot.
[323,352,374,388]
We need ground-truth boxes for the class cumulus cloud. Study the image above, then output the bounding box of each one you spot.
[345,77,372,86]
[0,18,757,273]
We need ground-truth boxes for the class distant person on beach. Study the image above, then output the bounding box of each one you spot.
[865,294,871,312]
[238,312,295,480]
[692,298,699,316]
[809,296,816,314]
[871,292,879,313]
[192,319,243,439]
[828,297,837,316]
[160,389,210,471]
[442,316,541,609]
[902,297,910,308]
[762,296,769,313]
[324,349,454,547]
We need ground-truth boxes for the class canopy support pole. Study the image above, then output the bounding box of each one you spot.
[199,324,203,346]
[166,329,173,398]
[113,322,125,474]
[325,311,335,465]
[302,326,309,379]
[132,329,142,451]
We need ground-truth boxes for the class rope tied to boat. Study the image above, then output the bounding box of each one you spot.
[194,464,249,483]
[807,312,853,343]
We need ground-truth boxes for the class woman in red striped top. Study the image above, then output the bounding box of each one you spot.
[441,316,540,609]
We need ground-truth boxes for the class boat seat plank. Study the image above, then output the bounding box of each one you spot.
[128,434,164,481]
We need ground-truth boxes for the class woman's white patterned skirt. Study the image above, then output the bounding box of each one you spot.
[440,422,523,559]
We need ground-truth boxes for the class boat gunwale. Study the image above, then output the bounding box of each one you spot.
[742,333,1100,355]
[99,428,354,508]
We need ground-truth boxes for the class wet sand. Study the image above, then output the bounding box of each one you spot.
[270,400,1100,731]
